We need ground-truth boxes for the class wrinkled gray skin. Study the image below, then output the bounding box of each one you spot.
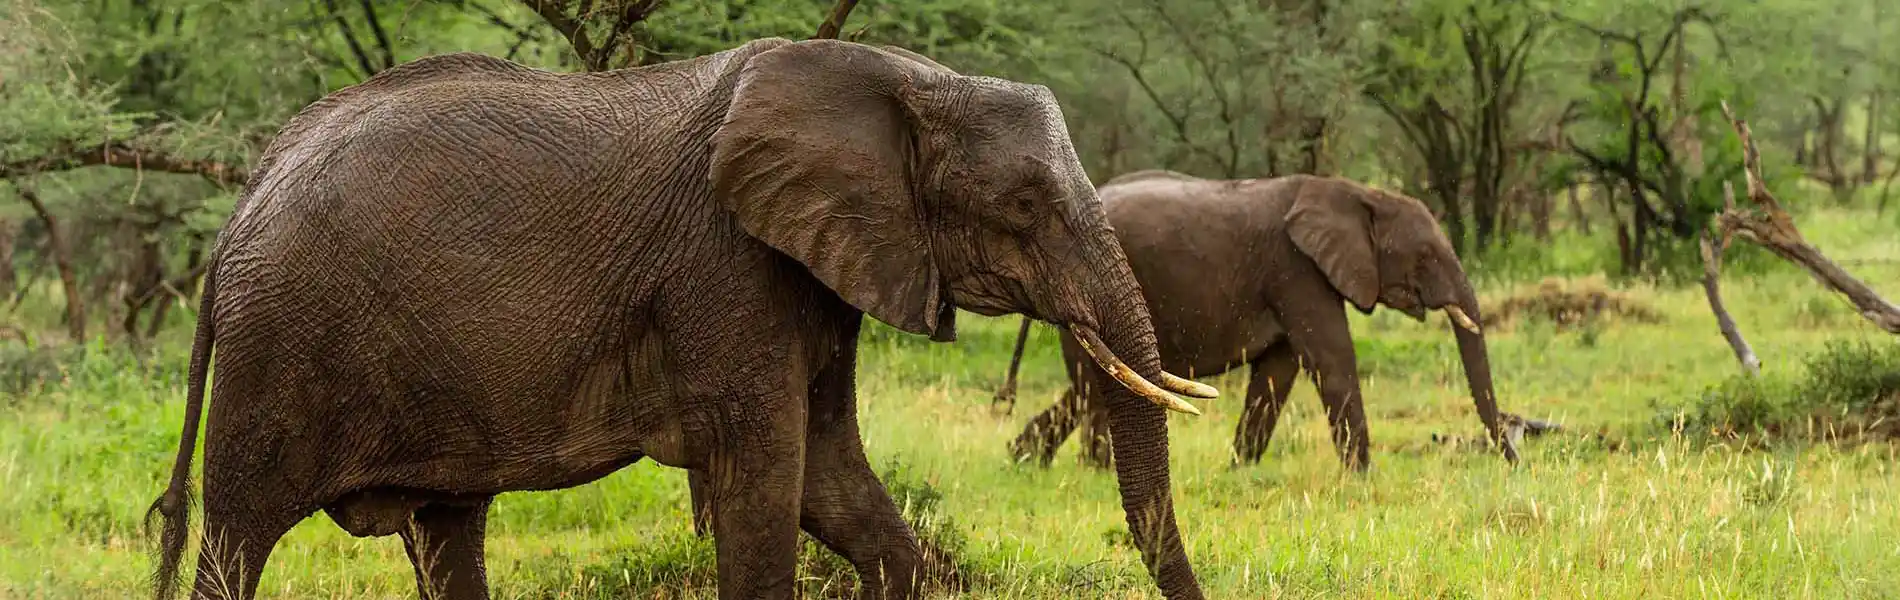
[147,40,1212,600]
[1000,170,1517,471]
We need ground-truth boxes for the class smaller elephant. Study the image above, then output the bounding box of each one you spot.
[999,170,1517,471]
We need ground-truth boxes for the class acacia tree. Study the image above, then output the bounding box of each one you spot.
[1547,4,1764,275]
[1363,0,1545,255]
[1073,0,1364,180]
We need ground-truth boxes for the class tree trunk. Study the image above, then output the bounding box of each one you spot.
[0,218,15,299]
[1863,88,1883,185]
[122,227,164,341]
[1566,182,1591,235]
[1865,0,1884,185]
[17,189,85,341]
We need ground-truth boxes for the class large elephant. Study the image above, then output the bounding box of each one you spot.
[146,40,1221,600]
[996,169,1517,471]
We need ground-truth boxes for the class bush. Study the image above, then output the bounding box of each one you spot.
[1479,275,1663,332]
[1668,340,1900,443]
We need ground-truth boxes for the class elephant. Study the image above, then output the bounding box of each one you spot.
[145,39,1222,600]
[994,169,1518,471]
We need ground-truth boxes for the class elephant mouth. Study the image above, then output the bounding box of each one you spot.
[1066,325,1217,415]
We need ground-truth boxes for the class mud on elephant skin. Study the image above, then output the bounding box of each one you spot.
[996,170,1519,472]
[147,40,1218,600]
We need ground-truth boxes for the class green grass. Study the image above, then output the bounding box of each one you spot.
[4,207,1900,599]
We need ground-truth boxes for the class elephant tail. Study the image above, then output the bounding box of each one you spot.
[146,261,220,600]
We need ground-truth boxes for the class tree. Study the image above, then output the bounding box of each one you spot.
[1364,0,1546,255]
[1551,4,1747,275]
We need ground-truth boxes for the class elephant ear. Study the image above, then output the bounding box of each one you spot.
[1286,178,1379,312]
[708,40,952,340]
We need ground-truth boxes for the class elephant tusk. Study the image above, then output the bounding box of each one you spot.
[1445,305,1481,334]
[1070,327,1203,416]
[1157,372,1220,399]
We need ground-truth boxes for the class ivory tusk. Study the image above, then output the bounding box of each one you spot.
[1071,328,1203,416]
[1445,305,1481,334]
[1157,372,1220,399]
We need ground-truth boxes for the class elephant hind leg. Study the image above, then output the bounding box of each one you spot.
[1077,390,1112,469]
[688,470,715,538]
[401,498,493,600]
[1007,387,1084,466]
[1234,343,1301,465]
[191,484,308,600]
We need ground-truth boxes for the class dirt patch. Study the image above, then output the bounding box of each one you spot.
[1481,275,1662,331]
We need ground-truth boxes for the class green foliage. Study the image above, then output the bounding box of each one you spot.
[0,0,143,161]
[1671,340,1900,443]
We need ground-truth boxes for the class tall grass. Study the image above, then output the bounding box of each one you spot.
[3,207,1898,598]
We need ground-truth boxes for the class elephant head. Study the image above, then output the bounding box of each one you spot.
[708,40,1215,594]
[1285,176,1518,462]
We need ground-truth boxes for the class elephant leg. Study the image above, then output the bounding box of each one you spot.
[688,470,715,538]
[401,499,492,600]
[799,345,925,599]
[190,482,304,600]
[1283,294,1371,471]
[701,404,806,599]
[1077,388,1113,469]
[1234,342,1301,465]
[1007,386,1084,466]
[1307,358,1369,472]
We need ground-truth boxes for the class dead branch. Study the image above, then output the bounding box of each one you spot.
[0,142,249,187]
[356,0,399,71]
[323,0,381,77]
[1717,101,1900,335]
[1700,181,1760,375]
[517,0,661,71]
[812,0,859,39]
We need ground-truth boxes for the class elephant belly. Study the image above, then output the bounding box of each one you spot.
[1146,297,1284,379]
[447,328,693,493]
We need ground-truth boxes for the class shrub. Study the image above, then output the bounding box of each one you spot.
[1479,275,1663,332]
[1668,340,1900,443]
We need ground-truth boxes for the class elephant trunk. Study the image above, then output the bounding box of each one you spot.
[1451,286,1518,463]
[1072,231,1206,599]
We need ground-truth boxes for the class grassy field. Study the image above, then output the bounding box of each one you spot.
[2,206,1898,599]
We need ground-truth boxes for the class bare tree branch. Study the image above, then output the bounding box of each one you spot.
[592,0,661,70]
[1701,181,1760,375]
[357,0,398,70]
[323,0,382,76]
[1717,101,1900,334]
[0,142,249,187]
[813,0,859,40]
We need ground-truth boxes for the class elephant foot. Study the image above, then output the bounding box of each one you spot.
[1007,436,1054,467]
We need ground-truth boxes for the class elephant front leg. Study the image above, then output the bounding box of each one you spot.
[1307,358,1369,471]
[700,400,807,600]
[401,498,492,600]
[799,348,928,599]
[1234,343,1300,465]
[1283,297,1371,471]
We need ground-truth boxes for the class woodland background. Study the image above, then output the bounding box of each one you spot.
[3,0,1900,598]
